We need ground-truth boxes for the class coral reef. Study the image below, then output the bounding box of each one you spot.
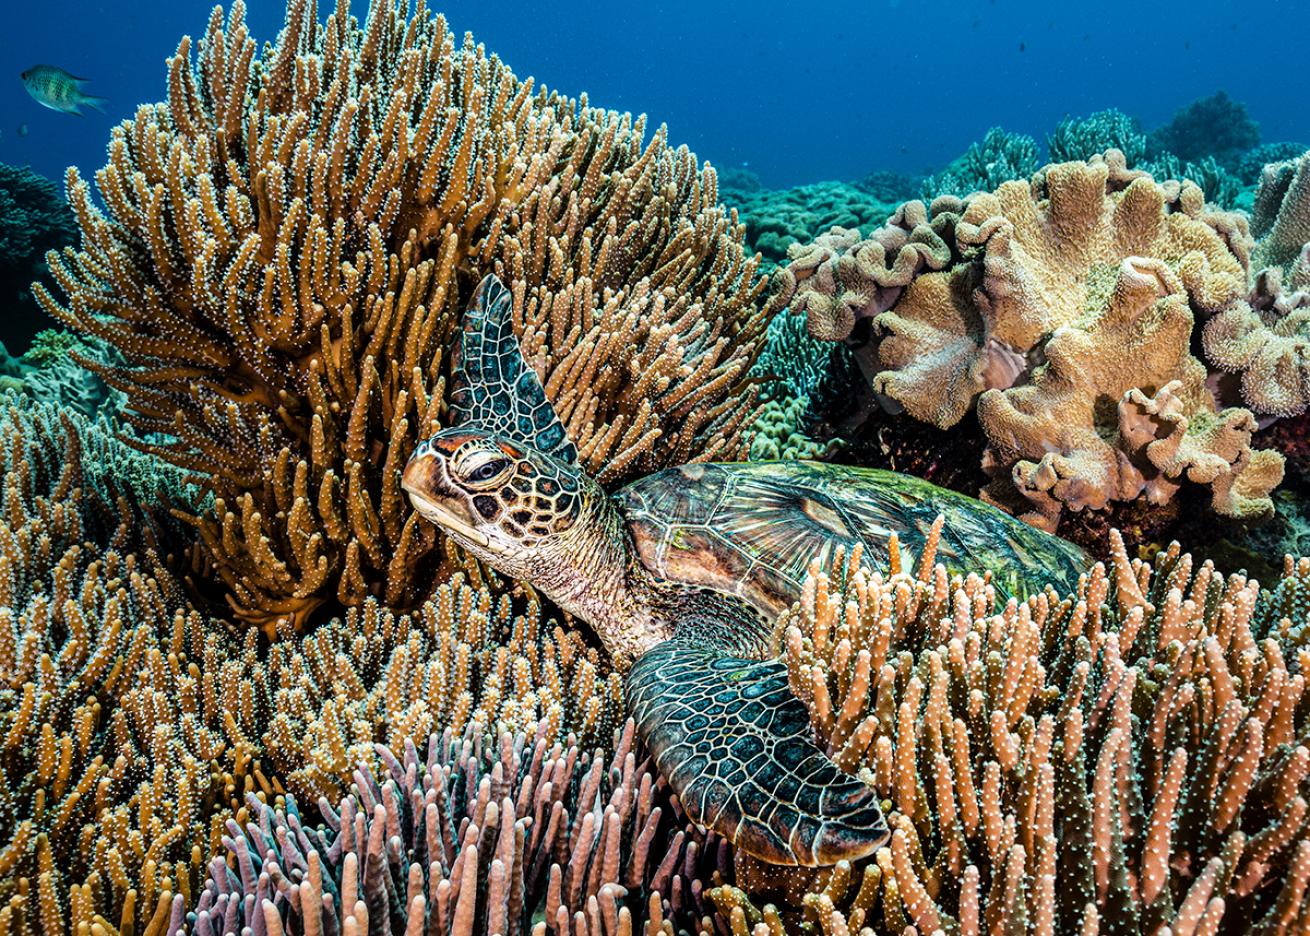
[725,182,897,271]
[711,527,1310,934]
[1047,109,1147,166]
[0,164,77,354]
[260,585,624,802]
[0,394,258,933]
[1204,151,1310,419]
[1240,143,1310,184]
[192,722,729,936]
[921,129,1039,201]
[39,0,767,632]
[775,153,1283,532]
[767,202,958,343]
[0,330,125,418]
[1148,90,1261,169]
[1143,153,1244,209]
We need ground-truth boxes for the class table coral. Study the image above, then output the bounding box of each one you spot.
[709,525,1310,934]
[37,0,766,633]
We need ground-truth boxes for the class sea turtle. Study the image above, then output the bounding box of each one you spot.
[401,275,1090,866]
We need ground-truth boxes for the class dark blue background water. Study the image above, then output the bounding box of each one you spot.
[0,0,1306,192]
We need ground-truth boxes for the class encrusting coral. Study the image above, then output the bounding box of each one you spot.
[773,151,1285,533]
[710,523,1310,934]
[191,721,729,936]
[37,0,767,633]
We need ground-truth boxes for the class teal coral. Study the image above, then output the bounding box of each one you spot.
[1047,108,1147,165]
[0,330,125,418]
[921,128,1039,200]
[725,181,897,270]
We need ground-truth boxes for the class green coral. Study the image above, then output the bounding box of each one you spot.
[0,329,125,418]
[1047,108,1147,165]
[921,127,1039,200]
[725,181,896,270]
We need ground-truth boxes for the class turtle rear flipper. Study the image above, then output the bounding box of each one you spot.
[627,640,889,866]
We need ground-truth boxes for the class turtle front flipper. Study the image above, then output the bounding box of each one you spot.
[627,640,889,866]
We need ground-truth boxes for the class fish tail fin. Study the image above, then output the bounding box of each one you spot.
[80,96,108,114]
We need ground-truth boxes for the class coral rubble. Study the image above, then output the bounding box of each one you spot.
[39,0,767,632]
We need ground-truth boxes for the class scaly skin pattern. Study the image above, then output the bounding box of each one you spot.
[628,638,890,866]
[620,460,1090,612]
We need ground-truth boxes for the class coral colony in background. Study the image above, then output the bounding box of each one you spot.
[0,1,1309,935]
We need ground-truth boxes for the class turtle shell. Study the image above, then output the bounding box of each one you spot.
[618,461,1089,618]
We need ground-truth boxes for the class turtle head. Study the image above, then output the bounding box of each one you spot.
[402,428,585,566]
[403,274,602,581]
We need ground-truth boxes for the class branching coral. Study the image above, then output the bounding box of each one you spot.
[1047,109,1147,166]
[777,152,1283,532]
[261,585,624,802]
[192,722,729,936]
[921,129,1039,201]
[38,0,767,633]
[0,395,271,934]
[711,526,1310,934]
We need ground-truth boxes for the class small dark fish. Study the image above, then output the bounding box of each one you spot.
[16,124,28,138]
[1019,41,1026,52]
[21,65,107,116]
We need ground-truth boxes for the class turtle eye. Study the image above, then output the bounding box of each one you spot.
[465,456,510,485]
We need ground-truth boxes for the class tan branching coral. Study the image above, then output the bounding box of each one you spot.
[261,585,625,801]
[0,395,275,935]
[37,0,766,632]
[774,152,1283,531]
[710,525,1310,934]
[191,722,731,936]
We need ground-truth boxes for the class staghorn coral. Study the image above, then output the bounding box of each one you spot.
[921,129,1039,201]
[782,152,1283,531]
[1047,109,1148,167]
[0,394,276,935]
[710,525,1310,934]
[192,722,730,936]
[39,0,767,633]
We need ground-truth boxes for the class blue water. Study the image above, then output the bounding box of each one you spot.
[0,0,1306,191]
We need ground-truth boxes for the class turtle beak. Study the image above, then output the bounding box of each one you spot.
[401,451,492,548]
